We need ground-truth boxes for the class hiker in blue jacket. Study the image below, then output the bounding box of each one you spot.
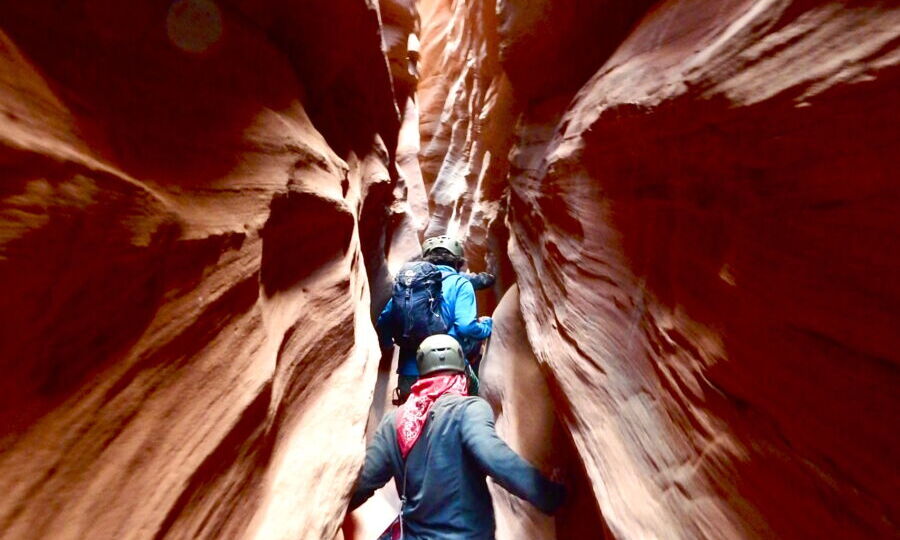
[377,236,493,403]
[349,335,565,539]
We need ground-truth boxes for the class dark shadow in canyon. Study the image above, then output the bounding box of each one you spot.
[259,190,354,296]
[0,149,252,450]
[498,0,655,102]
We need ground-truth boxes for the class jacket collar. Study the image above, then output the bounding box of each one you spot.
[435,264,458,275]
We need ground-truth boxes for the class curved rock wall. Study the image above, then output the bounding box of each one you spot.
[3,0,898,538]
[479,285,607,540]
[479,285,559,539]
[0,1,402,538]
[417,0,516,294]
[420,0,900,538]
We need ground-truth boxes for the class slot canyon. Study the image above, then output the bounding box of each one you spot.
[0,0,897,538]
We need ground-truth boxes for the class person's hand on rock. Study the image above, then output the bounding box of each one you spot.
[477,272,495,287]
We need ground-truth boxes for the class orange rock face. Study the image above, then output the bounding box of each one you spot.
[3,0,899,539]
[0,1,401,538]
[480,285,607,540]
[420,0,900,538]
[479,285,560,539]
[416,0,515,287]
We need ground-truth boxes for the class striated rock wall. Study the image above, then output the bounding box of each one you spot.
[3,0,898,538]
[417,0,516,297]
[420,0,900,538]
[0,1,403,538]
[479,285,560,539]
[479,285,607,540]
[416,0,654,289]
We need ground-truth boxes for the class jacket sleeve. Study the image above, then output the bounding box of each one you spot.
[451,279,492,339]
[375,299,395,350]
[462,272,495,291]
[460,399,565,514]
[349,415,396,511]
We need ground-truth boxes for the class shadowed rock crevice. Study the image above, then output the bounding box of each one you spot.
[497,0,655,101]
[226,0,402,157]
[260,190,354,296]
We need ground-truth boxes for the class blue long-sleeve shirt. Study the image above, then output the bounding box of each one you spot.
[377,265,492,375]
[349,395,564,539]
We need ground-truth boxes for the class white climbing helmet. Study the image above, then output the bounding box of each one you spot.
[422,235,464,259]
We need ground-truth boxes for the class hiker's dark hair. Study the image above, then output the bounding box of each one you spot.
[424,248,462,270]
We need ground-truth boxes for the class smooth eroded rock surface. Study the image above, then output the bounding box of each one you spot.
[420,0,900,538]
[0,1,401,538]
[3,0,899,539]
[480,285,607,540]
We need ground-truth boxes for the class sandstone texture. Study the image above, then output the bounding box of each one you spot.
[480,285,606,540]
[479,285,560,539]
[417,0,516,296]
[419,0,900,538]
[3,0,899,539]
[0,1,402,538]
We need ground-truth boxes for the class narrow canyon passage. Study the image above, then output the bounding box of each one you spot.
[0,1,898,539]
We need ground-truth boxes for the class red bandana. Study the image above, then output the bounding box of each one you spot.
[396,372,468,458]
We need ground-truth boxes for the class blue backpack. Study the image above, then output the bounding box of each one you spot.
[388,261,450,351]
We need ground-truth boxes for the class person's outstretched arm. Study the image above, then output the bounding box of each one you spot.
[349,415,396,511]
[460,399,565,513]
[452,280,492,339]
[462,272,495,291]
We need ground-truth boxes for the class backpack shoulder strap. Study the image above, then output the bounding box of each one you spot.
[400,456,409,508]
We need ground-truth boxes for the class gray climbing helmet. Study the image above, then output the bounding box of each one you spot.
[416,334,466,376]
[422,235,464,259]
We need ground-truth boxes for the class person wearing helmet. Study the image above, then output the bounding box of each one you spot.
[419,235,494,358]
[376,235,493,403]
[349,335,565,539]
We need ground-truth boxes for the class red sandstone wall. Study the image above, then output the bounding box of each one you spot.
[480,285,608,540]
[420,0,900,538]
[417,0,517,294]
[0,1,404,538]
[3,0,898,538]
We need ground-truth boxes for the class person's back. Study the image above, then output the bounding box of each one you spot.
[404,396,494,536]
[433,264,490,356]
[376,236,492,402]
[349,336,564,539]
